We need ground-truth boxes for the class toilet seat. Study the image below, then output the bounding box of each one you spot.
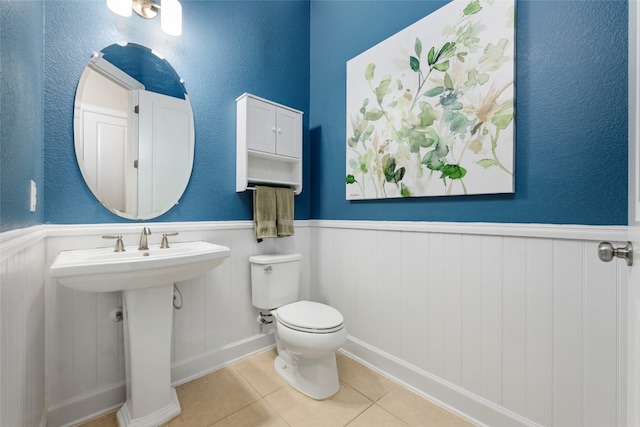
[276,301,344,334]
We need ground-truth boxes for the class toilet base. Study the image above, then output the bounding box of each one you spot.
[274,352,340,400]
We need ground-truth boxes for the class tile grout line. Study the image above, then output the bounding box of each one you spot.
[80,351,468,427]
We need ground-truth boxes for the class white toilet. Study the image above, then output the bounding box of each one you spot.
[249,253,347,400]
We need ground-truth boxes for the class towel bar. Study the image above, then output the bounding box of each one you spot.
[245,185,297,192]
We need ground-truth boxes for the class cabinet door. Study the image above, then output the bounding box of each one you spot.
[246,97,277,153]
[275,107,301,158]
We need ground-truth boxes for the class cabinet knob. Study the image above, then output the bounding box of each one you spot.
[272,126,277,133]
[277,128,282,134]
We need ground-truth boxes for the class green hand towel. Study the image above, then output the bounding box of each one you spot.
[253,186,277,239]
[276,187,295,237]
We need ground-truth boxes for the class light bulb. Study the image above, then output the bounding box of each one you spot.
[107,0,132,17]
[161,0,182,36]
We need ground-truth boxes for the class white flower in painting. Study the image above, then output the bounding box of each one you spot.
[463,76,512,125]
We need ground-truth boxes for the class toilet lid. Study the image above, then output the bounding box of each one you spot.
[276,301,344,333]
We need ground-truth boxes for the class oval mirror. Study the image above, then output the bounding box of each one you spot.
[74,42,194,220]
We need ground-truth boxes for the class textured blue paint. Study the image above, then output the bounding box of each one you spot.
[43,0,310,225]
[0,1,45,232]
[0,0,628,230]
[310,0,628,225]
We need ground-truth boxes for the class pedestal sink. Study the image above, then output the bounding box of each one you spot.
[50,241,231,427]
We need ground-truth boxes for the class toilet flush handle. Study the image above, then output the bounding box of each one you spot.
[264,266,272,272]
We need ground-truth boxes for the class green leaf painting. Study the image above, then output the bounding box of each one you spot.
[346,0,514,200]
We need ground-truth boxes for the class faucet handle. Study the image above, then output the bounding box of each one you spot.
[160,232,179,249]
[102,235,125,252]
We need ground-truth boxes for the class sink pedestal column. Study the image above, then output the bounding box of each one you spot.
[117,283,181,427]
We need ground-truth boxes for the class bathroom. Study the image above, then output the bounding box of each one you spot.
[0,0,635,426]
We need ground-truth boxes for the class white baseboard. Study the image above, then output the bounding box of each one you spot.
[45,334,275,427]
[39,408,48,427]
[46,382,125,427]
[341,336,540,427]
[171,333,276,386]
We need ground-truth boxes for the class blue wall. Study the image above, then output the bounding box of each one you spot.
[310,0,628,225]
[43,0,310,225]
[0,0,629,231]
[0,1,45,232]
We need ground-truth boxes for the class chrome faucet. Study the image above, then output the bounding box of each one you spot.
[138,227,151,250]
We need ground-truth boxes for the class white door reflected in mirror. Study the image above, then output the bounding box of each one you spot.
[137,89,193,216]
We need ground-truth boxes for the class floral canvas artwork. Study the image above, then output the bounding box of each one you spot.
[346,0,515,200]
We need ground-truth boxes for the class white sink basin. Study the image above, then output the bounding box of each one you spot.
[50,241,230,292]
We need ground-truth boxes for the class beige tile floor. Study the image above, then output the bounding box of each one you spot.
[80,349,472,427]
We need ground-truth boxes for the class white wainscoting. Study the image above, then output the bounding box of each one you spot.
[0,226,47,427]
[311,221,629,427]
[1,221,629,427]
[44,221,310,427]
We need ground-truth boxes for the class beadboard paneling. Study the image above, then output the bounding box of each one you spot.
[0,227,46,427]
[311,221,627,427]
[2,221,628,427]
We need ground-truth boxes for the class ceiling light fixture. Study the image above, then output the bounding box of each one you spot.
[107,0,182,36]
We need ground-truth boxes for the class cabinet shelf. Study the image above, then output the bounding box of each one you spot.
[236,93,303,195]
[246,177,301,188]
[247,149,300,163]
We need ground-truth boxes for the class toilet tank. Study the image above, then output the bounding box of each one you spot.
[249,253,301,310]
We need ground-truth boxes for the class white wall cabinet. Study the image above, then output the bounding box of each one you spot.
[236,93,303,194]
